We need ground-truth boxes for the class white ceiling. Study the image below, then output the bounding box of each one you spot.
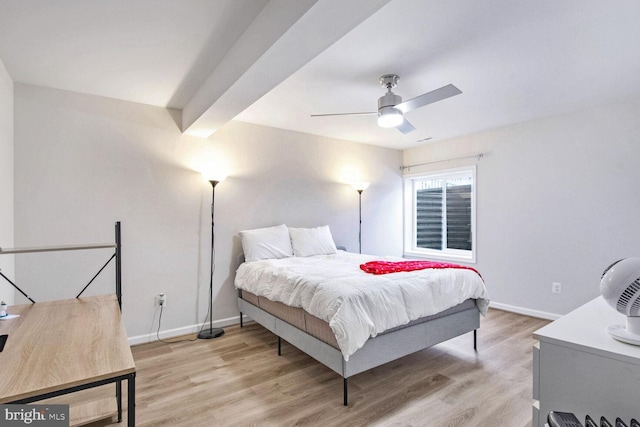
[1,0,640,149]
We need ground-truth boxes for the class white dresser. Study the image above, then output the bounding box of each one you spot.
[532,297,640,426]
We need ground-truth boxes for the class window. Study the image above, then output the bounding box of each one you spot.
[404,166,476,262]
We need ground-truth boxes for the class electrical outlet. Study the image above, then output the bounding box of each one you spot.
[156,293,167,307]
[552,282,562,294]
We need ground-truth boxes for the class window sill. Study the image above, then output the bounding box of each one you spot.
[403,250,476,264]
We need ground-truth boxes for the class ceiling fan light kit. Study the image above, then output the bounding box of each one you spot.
[311,73,462,135]
[377,106,403,127]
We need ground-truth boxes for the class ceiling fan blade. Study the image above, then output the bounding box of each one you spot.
[311,111,376,117]
[396,118,416,134]
[395,84,462,113]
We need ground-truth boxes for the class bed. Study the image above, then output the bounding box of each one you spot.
[234,224,489,405]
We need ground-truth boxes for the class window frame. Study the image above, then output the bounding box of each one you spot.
[403,165,477,263]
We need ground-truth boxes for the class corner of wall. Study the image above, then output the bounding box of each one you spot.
[0,57,15,304]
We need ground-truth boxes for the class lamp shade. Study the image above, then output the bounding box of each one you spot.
[377,107,403,128]
[201,168,227,183]
[351,182,370,192]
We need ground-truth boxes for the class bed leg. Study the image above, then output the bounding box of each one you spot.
[343,378,348,406]
[278,337,281,356]
[473,329,477,351]
[240,312,243,328]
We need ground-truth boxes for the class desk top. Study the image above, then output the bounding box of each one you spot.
[534,296,640,366]
[0,295,135,403]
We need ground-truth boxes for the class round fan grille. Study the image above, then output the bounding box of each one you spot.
[600,257,640,317]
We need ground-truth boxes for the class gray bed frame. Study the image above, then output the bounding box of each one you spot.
[237,295,479,405]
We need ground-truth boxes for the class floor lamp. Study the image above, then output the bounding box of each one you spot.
[198,175,226,340]
[351,182,369,254]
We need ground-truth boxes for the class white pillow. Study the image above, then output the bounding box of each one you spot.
[289,225,337,257]
[239,224,294,262]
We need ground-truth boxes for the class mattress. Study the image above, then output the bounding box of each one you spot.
[241,290,477,350]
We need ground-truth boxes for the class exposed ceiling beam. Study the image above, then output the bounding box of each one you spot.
[182,0,391,138]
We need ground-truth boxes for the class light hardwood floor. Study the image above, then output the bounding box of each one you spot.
[70,308,549,426]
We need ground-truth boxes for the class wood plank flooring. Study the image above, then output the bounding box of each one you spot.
[67,308,549,426]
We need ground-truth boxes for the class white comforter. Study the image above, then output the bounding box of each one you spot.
[234,251,490,360]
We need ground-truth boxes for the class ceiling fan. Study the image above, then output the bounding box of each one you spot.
[311,74,462,134]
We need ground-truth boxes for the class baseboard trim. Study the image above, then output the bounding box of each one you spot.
[128,314,248,346]
[489,301,561,321]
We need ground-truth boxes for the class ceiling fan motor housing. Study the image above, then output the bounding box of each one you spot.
[378,73,402,113]
[378,92,402,110]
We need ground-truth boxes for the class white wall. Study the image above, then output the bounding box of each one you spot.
[0,58,14,304]
[13,83,402,341]
[403,97,640,318]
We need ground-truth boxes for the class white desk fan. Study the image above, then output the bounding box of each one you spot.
[600,257,640,345]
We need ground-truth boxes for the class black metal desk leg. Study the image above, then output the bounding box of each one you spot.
[128,373,136,426]
[116,380,122,422]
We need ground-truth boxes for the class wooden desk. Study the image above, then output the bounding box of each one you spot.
[0,295,135,425]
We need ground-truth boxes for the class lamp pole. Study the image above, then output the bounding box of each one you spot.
[357,189,363,254]
[198,179,225,339]
[351,182,369,254]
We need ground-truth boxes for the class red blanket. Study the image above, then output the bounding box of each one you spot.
[360,260,482,278]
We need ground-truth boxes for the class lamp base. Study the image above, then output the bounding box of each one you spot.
[197,327,225,340]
